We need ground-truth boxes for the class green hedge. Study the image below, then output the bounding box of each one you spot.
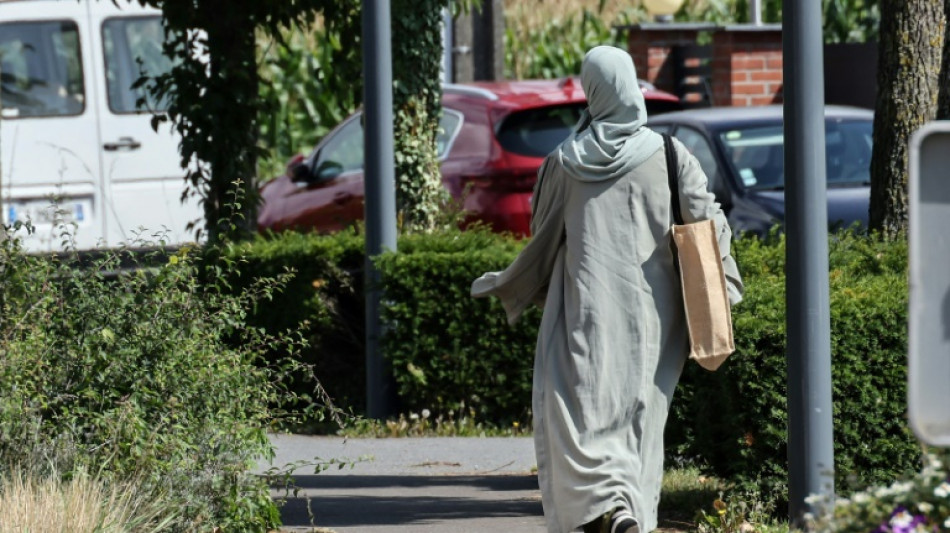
[210,230,367,414]
[376,231,538,425]
[229,229,919,507]
[667,233,916,507]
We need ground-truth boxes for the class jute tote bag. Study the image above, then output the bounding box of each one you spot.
[662,134,735,371]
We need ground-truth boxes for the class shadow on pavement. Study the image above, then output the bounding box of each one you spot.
[280,474,539,491]
[276,474,543,528]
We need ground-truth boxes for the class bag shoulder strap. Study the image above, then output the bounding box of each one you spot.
[662,133,684,226]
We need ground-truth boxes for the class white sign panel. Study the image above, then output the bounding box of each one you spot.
[908,122,950,446]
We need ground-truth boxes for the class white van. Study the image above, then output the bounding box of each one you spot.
[0,0,200,251]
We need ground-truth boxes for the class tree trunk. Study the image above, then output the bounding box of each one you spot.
[869,0,944,237]
[390,0,450,232]
[202,4,259,243]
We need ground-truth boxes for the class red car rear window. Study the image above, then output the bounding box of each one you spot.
[495,104,585,157]
[496,99,683,158]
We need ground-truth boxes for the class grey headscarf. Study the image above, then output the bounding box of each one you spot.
[557,46,664,182]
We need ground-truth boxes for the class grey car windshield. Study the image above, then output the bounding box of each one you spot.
[718,119,873,191]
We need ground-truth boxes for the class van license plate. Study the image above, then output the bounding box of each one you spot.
[4,198,92,226]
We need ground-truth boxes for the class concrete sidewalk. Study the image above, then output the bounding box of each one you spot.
[258,435,545,532]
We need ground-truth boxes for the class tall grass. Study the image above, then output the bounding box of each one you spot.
[503,0,650,79]
[502,0,648,33]
[257,24,358,181]
[0,469,174,533]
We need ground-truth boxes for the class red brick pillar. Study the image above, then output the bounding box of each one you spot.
[623,23,716,93]
[711,26,784,106]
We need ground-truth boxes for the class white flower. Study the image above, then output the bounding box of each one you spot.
[876,482,915,499]
[409,412,419,420]
[890,510,913,528]
[944,516,950,528]
[935,481,950,498]
[421,409,431,419]
[853,493,871,504]
[893,481,915,493]
[917,502,933,513]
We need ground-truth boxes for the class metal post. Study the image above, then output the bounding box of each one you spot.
[363,0,398,420]
[471,0,504,81]
[750,0,763,25]
[442,6,453,84]
[783,0,836,525]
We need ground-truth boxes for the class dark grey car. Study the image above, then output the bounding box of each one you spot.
[648,105,873,237]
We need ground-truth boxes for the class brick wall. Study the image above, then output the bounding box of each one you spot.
[712,27,783,106]
[623,23,784,107]
[628,26,709,92]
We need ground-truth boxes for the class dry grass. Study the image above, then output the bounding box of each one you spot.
[0,470,175,533]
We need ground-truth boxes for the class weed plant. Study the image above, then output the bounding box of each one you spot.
[337,406,530,438]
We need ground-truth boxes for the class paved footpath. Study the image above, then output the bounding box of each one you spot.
[256,434,545,532]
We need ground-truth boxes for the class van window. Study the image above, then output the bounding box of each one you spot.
[102,16,172,113]
[0,20,85,118]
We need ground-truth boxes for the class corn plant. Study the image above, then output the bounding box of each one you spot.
[257,26,358,181]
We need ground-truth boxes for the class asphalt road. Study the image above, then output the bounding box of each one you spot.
[258,434,545,532]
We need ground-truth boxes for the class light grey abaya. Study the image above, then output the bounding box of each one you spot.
[471,46,743,533]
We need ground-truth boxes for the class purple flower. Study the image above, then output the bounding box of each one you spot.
[878,506,930,533]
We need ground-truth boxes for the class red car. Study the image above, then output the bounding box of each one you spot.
[257,78,682,236]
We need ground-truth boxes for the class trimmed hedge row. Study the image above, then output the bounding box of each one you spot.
[667,234,915,506]
[208,230,368,414]
[221,229,918,506]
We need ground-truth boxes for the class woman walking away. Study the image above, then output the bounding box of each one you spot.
[471,46,743,533]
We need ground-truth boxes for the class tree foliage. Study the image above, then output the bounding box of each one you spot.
[132,0,360,243]
[684,0,879,42]
[133,0,466,241]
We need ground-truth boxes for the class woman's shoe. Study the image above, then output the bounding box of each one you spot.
[608,509,639,533]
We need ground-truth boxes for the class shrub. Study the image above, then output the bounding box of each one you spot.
[211,229,368,417]
[0,230,311,530]
[376,229,536,425]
